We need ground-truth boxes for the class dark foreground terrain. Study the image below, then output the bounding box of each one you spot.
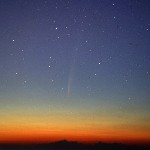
[0,140,149,150]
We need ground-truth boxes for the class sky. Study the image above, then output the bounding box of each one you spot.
[0,0,150,145]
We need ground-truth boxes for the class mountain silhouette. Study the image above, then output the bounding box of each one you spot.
[0,140,149,150]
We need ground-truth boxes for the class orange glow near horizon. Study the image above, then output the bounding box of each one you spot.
[0,103,150,146]
[0,119,150,146]
[0,129,150,146]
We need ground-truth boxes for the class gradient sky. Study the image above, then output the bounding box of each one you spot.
[0,0,150,145]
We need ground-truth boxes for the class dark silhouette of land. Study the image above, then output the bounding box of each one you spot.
[0,140,149,150]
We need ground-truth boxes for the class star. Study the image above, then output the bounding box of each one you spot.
[55,27,58,30]
[15,72,18,75]
[48,65,51,68]
[98,62,101,65]
[12,39,15,42]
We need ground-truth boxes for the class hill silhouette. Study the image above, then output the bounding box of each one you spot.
[0,140,149,150]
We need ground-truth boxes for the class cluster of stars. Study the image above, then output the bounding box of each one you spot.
[1,0,149,105]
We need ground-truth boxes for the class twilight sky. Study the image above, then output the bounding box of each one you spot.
[0,0,150,145]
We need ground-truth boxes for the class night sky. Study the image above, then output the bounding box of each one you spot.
[0,0,150,145]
